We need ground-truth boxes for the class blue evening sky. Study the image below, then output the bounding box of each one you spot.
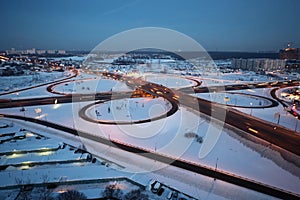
[1,0,299,51]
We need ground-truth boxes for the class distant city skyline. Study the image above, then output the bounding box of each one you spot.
[1,0,300,52]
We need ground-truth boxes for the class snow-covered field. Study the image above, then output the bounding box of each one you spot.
[0,119,274,200]
[1,69,300,199]
[194,92,272,107]
[1,99,300,196]
[52,77,132,94]
[202,71,280,82]
[193,71,291,87]
[229,88,300,132]
[0,71,69,93]
[143,74,197,89]
[86,97,172,122]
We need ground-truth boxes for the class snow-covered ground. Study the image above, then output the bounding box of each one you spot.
[0,71,69,93]
[143,73,197,89]
[226,88,300,132]
[202,71,280,82]
[1,70,300,199]
[86,97,172,122]
[52,77,132,94]
[0,70,78,100]
[0,119,274,200]
[128,71,276,89]
[0,83,61,100]
[192,71,289,87]
[50,55,87,61]
[195,92,272,107]
[1,99,300,196]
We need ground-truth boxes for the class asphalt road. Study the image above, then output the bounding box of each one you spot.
[0,92,132,109]
[2,73,300,156]
[2,113,299,199]
[174,89,300,156]
[118,72,300,156]
[179,79,300,93]
[1,72,300,198]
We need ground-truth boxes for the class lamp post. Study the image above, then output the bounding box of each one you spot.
[275,113,281,124]
[295,117,299,132]
[214,157,219,181]
[250,102,253,116]
[215,157,219,171]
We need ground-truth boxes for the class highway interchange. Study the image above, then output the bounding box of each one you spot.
[1,70,300,199]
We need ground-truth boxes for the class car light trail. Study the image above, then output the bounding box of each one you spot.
[248,127,258,134]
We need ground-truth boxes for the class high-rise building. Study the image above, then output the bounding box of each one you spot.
[231,58,286,72]
[25,48,36,54]
[57,50,66,54]
[46,50,56,54]
[36,50,46,54]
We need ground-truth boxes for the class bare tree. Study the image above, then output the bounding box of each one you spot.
[37,175,54,200]
[102,183,124,200]
[15,177,32,200]
[56,190,87,200]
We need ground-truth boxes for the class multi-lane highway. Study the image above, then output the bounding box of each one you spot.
[1,113,299,199]
[1,71,300,199]
[113,72,300,156]
[173,89,300,156]
[2,72,300,156]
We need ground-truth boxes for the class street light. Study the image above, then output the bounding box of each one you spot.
[250,102,253,116]
[295,117,299,132]
[214,157,219,181]
[215,157,219,171]
[274,112,281,124]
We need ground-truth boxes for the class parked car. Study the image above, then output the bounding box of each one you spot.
[151,181,162,193]
[157,187,164,196]
[166,191,173,199]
